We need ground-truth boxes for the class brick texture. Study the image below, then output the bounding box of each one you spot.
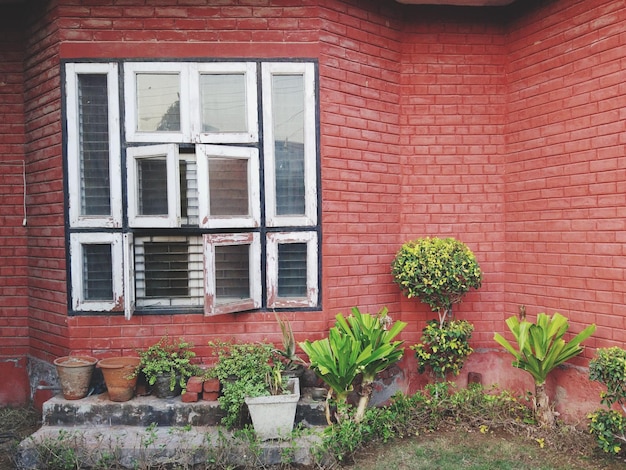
[0,5,29,361]
[504,0,626,359]
[0,0,624,411]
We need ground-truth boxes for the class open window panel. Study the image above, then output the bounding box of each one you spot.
[70,232,124,312]
[192,62,258,143]
[203,233,261,315]
[266,231,318,309]
[132,235,204,311]
[65,62,122,228]
[124,62,190,143]
[196,144,260,229]
[123,233,135,320]
[127,144,181,228]
[262,62,317,228]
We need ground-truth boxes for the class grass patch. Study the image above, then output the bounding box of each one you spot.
[349,429,625,470]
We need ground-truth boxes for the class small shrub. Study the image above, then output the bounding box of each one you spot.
[391,237,482,327]
[136,336,201,392]
[588,409,626,455]
[411,319,474,381]
[588,346,626,455]
[207,341,274,428]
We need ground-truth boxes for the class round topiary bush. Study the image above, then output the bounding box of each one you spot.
[391,237,482,326]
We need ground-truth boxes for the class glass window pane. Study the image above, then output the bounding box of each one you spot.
[144,242,188,297]
[215,244,250,304]
[272,75,305,215]
[78,74,110,216]
[83,244,113,300]
[138,158,168,215]
[277,243,307,297]
[200,73,247,133]
[136,73,180,132]
[208,158,248,216]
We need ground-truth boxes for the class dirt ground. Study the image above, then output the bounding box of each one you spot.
[0,407,41,469]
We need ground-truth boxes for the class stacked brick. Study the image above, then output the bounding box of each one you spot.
[181,377,220,403]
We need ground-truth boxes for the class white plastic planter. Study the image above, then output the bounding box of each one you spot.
[245,377,300,440]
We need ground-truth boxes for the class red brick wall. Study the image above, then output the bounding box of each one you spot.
[319,1,404,320]
[505,0,626,361]
[0,5,29,359]
[0,5,31,404]
[53,1,326,360]
[22,3,69,365]
[54,0,407,361]
[1,0,624,417]
[397,6,508,349]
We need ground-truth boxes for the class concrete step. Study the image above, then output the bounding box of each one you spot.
[42,390,327,427]
[17,424,326,469]
[16,391,330,469]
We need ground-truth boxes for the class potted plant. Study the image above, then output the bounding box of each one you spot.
[208,340,300,438]
[137,336,201,398]
[207,341,274,428]
[244,363,301,440]
[392,237,482,381]
[273,313,306,378]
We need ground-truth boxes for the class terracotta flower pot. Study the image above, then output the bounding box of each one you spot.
[97,357,141,402]
[54,356,97,400]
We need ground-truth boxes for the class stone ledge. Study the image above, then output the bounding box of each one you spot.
[17,424,326,469]
[42,391,327,427]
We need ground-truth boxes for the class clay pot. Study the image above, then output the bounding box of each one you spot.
[54,356,97,400]
[98,357,141,402]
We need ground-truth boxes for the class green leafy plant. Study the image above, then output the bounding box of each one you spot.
[494,311,596,427]
[411,319,474,382]
[273,313,306,375]
[588,409,626,455]
[588,347,626,455]
[391,237,482,327]
[333,307,406,422]
[589,347,626,412]
[136,336,201,393]
[207,341,275,428]
[300,307,406,423]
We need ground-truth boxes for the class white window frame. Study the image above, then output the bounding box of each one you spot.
[123,233,135,320]
[262,62,317,227]
[70,232,124,312]
[204,233,261,316]
[196,144,260,229]
[66,63,122,228]
[266,231,318,308]
[124,62,190,143]
[127,144,181,228]
[190,62,258,143]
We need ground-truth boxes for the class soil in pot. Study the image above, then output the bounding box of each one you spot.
[54,356,98,400]
[97,357,141,402]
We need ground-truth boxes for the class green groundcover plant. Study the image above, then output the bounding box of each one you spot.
[588,347,626,455]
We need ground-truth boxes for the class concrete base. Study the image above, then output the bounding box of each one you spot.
[17,389,328,469]
[18,425,324,469]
